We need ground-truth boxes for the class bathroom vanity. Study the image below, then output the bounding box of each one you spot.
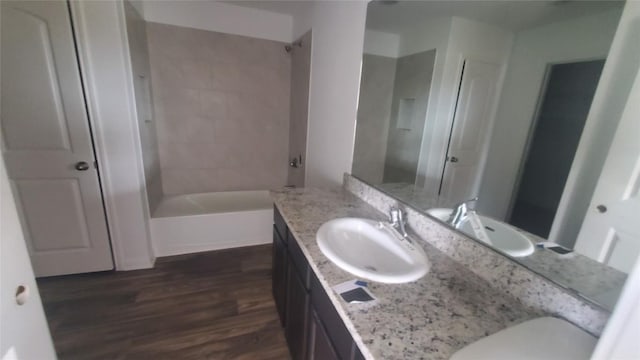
[273,202,365,360]
[271,187,548,359]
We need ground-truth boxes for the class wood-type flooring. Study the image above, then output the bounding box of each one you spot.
[37,244,290,359]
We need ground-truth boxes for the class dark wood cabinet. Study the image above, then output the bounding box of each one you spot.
[308,309,339,360]
[285,260,310,360]
[351,347,365,360]
[310,271,355,359]
[273,206,362,360]
[272,226,288,327]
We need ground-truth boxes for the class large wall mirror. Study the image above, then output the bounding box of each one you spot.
[352,0,640,311]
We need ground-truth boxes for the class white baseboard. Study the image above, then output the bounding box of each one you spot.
[118,255,155,270]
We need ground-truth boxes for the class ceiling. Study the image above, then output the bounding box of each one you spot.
[220,0,313,17]
[366,0,624,34]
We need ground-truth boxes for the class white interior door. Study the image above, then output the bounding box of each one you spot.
[439,60,500,206]
[1,0,113,276]
[574,68,640,273]
[1,146,56,359]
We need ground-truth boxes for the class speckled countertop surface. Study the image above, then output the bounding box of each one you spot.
[365,181,626,312]
[271,187,542,360]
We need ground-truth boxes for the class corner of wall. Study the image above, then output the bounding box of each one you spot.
[128,0,144,19]
[305,0,367,188]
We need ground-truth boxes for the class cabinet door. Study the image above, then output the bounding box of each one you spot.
[272,227,287,327]
[308,308,339,360]
[285,260,310,360]
[311,272,356,359]
[351,345,365,360]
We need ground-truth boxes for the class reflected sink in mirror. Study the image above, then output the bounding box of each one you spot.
[427,208,534,257]
[316,218,430,284]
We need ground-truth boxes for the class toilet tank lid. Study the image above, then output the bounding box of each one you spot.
[450,317,597,360]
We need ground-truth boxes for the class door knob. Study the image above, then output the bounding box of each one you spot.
[449,156,459,163]
[15,285,29,305]
[75,161,90,171]
[596,204,607,213]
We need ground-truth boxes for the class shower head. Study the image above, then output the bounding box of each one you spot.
[284,40,303,53]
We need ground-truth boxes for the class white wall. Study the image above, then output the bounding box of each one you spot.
[292,3,313,42]
[479,9,624,226]
[142,0,293,43]
[0,150,56,360]
[304,0,368,188]
[363,29,399,58]
[129,0,144,18]
[364,17,453,59]
[419,17,514,195]
[71,0,155,270]
[398,17,452,58]
[592,253,640,359]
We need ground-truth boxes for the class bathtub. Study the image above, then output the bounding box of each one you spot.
[150,190,273,256]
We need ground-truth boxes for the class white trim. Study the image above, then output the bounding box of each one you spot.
[70,0,154,270]
[591,257,640,359]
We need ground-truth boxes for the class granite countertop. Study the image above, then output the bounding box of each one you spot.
[271,187,542,360]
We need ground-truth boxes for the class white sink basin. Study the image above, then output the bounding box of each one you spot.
[316,218,430,284]
[426,208,534,258]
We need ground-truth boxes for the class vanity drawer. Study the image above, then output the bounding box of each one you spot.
[310,271,357,360]
[287,229,310,290]
[274,205,287,243]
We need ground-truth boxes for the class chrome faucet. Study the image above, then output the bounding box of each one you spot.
[389,207,408,239]
[447,197,478,227]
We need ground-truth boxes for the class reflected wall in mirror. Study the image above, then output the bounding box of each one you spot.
[352,0,640,311]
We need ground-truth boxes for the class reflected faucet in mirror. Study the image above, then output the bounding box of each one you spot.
[447,197,478,227]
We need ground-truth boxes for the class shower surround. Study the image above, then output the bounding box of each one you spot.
[146,23,291,195]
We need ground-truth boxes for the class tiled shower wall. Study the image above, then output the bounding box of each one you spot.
[146,22,291,195]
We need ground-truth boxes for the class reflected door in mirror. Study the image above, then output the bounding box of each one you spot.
[575,69,640,273]
[439,60,500,206]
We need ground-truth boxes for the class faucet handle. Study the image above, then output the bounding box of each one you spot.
[465,196,479,204]
[454,197,478,209]
[389,207,399,222]
[389,207,403,224]
[447,197,478,226]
